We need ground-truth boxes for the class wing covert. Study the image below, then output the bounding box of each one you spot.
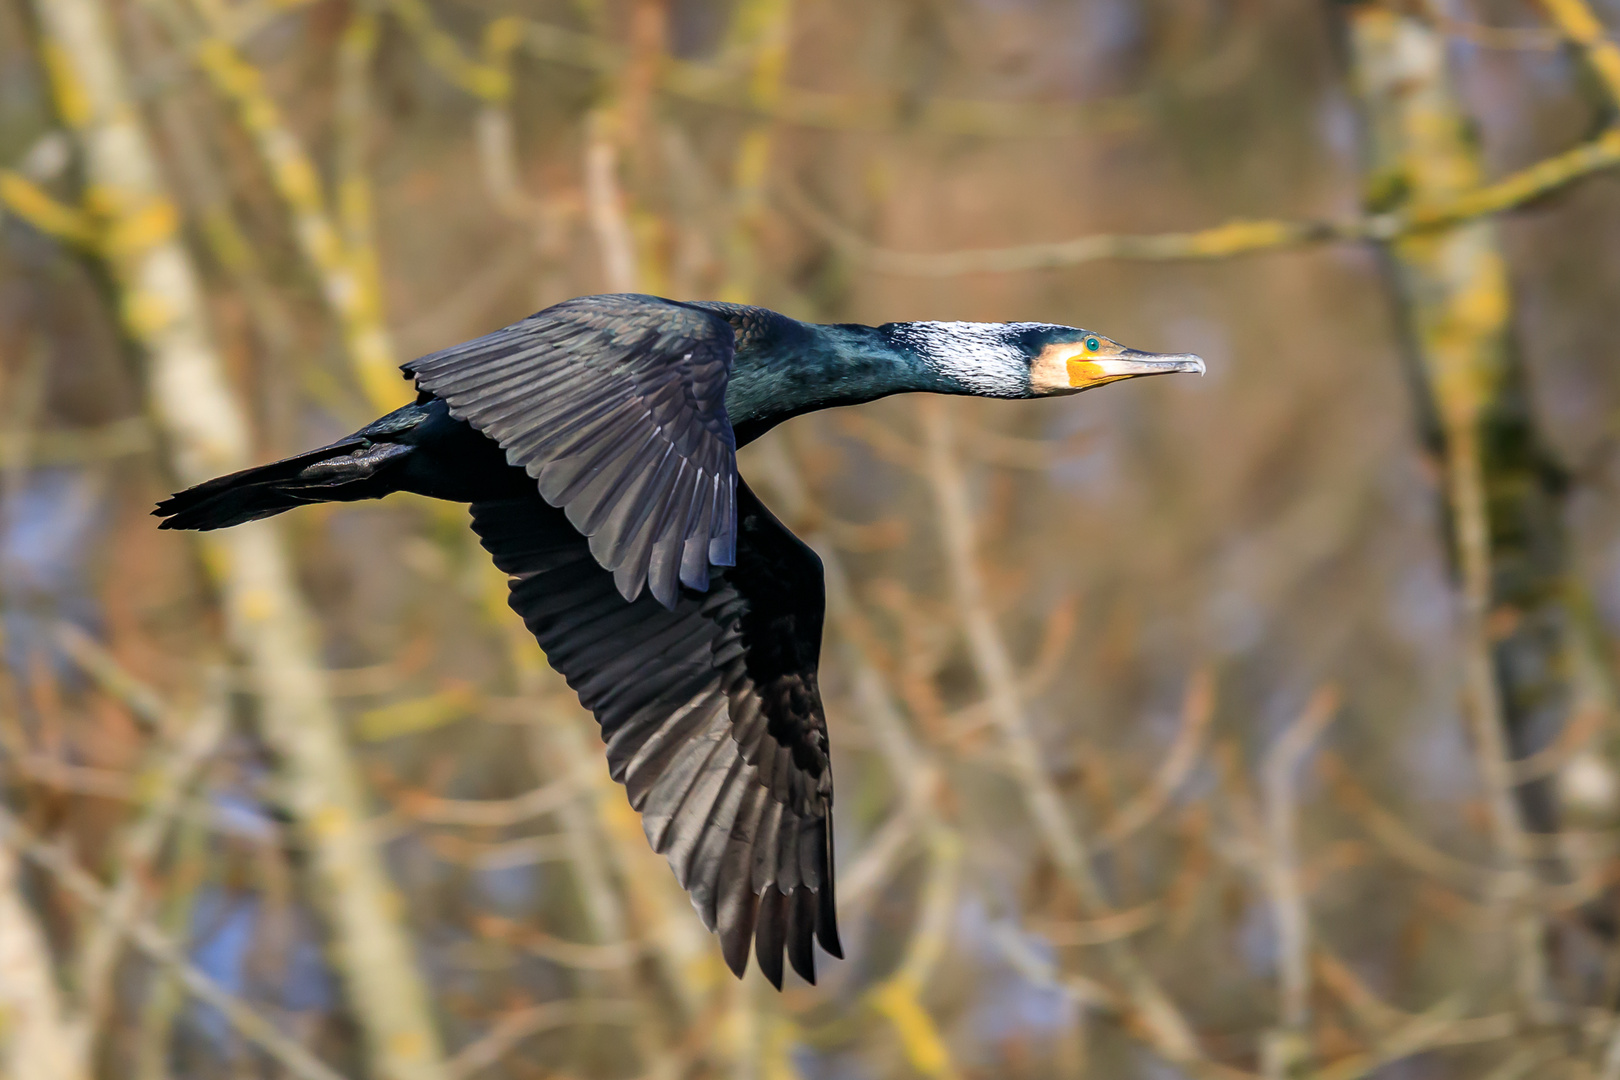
[406,294,738,608]
[469,480,840,986]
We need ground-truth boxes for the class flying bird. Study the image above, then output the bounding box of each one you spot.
[155,293,1203,988]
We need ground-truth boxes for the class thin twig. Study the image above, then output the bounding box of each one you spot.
[445,999,640,1080]
[778,128,1620,276]
[0,806,352,1080]
[918,398,1202,1064]
[135,803,208,1080]
[0,417,152,467]
[753,435,976,1080]
[386,774,586,827]
[1259,686,1341,1072]
[1422,0,1563,50]
[1033,902,1162,947]
[76,670,231,1054]
[1542,0,1620,106]
[837,800,926,912]
[384,0,1145,138]
[1313,949,1409,1036]
[1508,699,1606,783]
[1322,756,1505,895]
[145,0,410,412]
[1094,667,1216,852]
[1300,993,1517,1080]
[474,915,644,971]
[55,622,168,733]
[421,832,575,870]
[864,829,963,1080]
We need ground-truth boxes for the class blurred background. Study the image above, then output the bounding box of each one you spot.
[3,0,1620,1076]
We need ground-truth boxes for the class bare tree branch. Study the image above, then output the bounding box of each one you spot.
[0,806,352,1080]
[918,398,1203,1064]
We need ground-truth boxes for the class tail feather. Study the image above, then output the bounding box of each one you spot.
[156,398,530,531]
[155,437,405,531]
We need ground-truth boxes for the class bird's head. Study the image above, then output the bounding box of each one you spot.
[1024,326,1206,396]
[886,321,1205,398]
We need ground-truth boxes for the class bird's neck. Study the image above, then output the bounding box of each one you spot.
[725,320,1008,446]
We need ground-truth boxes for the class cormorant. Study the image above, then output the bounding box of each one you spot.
[155,293,1203,988]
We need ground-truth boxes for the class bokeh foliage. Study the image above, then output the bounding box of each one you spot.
[3,0,1620,1078]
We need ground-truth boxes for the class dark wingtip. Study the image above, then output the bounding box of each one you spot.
[786,887,816,985]
[761,957,784,991]
[817,892,843,960]
[793,953,816,986]
[722,929,751,980]
[756,888,786,990]
[817,825,842,958]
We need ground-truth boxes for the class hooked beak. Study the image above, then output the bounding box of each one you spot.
[1067,348,1205,390]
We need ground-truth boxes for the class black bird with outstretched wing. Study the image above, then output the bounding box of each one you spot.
[155,292,1204,985]
[470,483,836,985]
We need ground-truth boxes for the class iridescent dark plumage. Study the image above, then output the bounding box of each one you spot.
[155,293,1202,987]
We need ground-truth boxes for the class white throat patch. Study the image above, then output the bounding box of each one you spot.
[887,321,1065,397]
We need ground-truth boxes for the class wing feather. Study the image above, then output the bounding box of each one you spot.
[785,885,817,984]
[718,821,764,976]
[752,798,785,892]
[665,743,743,887]
[687,763,756,928]
[618,691,723,802]
[468,480,836,984]
[756,888,788,989]
[775,802,802,894]
[642,711,731,852]
[408,294,738,608]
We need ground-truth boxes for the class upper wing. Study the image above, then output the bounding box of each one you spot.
[469,480,841,987]
[406,294,738,609]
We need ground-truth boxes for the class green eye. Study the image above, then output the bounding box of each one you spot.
[1085,337,1100,351]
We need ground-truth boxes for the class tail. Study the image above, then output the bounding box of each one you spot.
[154,437,411,531]
[156,398,532,531]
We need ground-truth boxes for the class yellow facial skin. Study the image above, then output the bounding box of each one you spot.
[1029,335,1205,395]
[1066,334,1133,390]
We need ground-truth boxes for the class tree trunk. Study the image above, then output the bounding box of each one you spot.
[1342,0,1572,1013]
[25,0,447,1074]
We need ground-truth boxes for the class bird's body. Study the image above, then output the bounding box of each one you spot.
[156,293,1201,988]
